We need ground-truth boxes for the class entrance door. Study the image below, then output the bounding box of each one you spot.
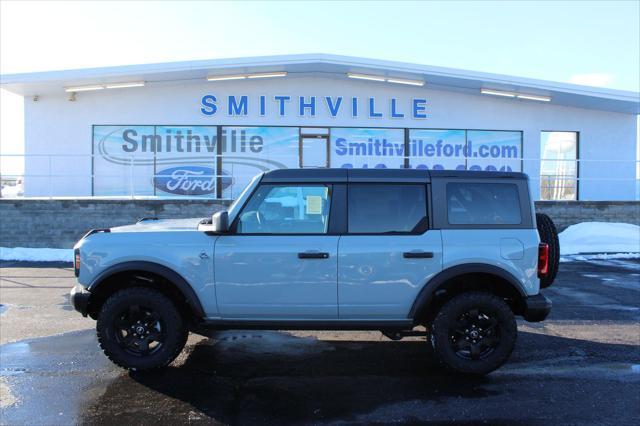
[300,130,329,168]
[214,183,338,319]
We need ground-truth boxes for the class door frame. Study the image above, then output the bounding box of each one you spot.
[299,129,330,168]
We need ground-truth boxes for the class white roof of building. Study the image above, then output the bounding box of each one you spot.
[1,53,638,114]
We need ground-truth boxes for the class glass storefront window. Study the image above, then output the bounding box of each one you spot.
[408,129,466,170]
[408,129,522,172]
[93,125,156,196]
[220,126,299,198]
[154,126,217,197]
[330,128,405,169]
[540,131,578,200]
[466,130,522,172]
[92,125,526,198]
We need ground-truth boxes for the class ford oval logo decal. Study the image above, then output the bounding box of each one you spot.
[154,166,216,195]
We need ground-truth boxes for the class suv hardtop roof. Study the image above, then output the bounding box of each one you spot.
[261,168,528,183]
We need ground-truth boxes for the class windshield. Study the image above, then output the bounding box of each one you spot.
[226,173,263,221]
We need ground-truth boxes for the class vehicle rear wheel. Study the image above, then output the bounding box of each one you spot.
[536,212,560,288]
[97,287,188,370]
[430,292,517,375]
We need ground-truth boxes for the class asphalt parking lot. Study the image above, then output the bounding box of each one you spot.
[1,259,639,425]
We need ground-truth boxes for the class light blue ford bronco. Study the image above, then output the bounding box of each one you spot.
[70,169,558,375]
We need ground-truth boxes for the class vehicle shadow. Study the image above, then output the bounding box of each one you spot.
[80,329,639,424]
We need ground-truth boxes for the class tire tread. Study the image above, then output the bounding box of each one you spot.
[96,287,187,370]
[536,213,560,288]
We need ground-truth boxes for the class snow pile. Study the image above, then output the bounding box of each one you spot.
[0,247,73,262]
[560,252,640,262]
[0,185,23,197]
[559,222,640,255]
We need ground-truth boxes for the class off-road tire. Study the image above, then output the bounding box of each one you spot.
[430,292,517,375]
[536,212,560,288]
[97,287,188,370]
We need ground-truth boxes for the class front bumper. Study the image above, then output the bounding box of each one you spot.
[522,293,552,322]
[70,284,91,317]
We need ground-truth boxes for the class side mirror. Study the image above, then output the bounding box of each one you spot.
[212,211,229,233]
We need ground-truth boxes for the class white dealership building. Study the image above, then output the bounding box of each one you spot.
[1,54,638,201]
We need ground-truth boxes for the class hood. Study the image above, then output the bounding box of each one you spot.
[109,218,204,233]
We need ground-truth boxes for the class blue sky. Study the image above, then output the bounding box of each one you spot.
[1,0,639,91]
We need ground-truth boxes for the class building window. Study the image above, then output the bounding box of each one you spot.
[330,128,405,169]
[409,129,466,171]
[408,129,522,172]
[220,127,300,199]
[92,125,525,199]
[465,130,522,172]
[540,131,578,200]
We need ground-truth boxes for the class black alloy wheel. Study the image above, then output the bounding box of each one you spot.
[430,292,517,375]
[113,304,166,356]
[97,287,188,370]
[449,308,500,360]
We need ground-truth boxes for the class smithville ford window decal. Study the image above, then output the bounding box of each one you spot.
[93,126,297,198]
[92,125,522,198]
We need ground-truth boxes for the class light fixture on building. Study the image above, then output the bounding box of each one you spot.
[206,74,247,81]
[516,93,551,102]
[481,88,551,102]
[64,81,146,92]
[386,77,425,86]
[104,81,146,89]
[480,88,517,98]
[347,73,386,82]
[206,72,287,81]
[247,72,287,79]
[68,92,76,102]
[64,84,104,93]
[347,73,425,86]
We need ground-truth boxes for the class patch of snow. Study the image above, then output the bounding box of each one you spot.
[0,247,73,262]
[561,252,640,263]
[0,184,23,198]
[559,222,640,255]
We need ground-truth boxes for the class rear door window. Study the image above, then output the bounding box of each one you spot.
[348,184,428,234]
[446,182,521,225]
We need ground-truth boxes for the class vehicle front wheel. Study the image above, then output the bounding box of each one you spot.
[96,287,188,370]
[430,292,517,375]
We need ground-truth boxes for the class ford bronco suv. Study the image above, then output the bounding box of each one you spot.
[70,169,558,375]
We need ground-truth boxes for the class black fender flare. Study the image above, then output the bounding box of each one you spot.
[408,263,527,320]
[89,261,205,318]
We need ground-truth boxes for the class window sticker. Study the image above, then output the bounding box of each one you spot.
[305,195,323,215]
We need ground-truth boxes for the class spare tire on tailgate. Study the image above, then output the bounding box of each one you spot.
[536,213,560,288]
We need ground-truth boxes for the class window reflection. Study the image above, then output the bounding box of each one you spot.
[540,131,578,200]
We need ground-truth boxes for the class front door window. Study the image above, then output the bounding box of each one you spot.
[236,184,331,234]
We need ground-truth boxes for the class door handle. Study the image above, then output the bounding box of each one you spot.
[298,252,330,259]
[403,251,434,259]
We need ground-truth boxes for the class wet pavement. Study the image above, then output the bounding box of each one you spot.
[1,260,639,425]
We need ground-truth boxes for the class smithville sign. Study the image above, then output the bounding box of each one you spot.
[200,94,429,119]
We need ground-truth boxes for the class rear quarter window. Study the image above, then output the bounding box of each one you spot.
[446,182,522,225]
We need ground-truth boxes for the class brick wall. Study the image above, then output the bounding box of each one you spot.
[535,201,640,232]
[0,199,638,248]
[0,199,229,249]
